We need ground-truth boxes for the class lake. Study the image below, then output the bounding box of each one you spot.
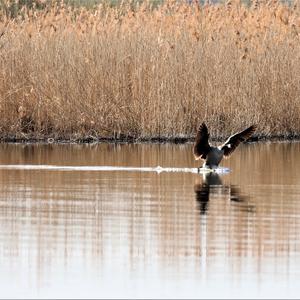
[0,142,299,298]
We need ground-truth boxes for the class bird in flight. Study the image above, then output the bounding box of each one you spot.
[193,123,256,169]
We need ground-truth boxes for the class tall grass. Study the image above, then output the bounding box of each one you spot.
[0,0,300,142]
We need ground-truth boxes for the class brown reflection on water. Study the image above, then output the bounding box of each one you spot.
[194,172,253,215]
[0,142,300,297]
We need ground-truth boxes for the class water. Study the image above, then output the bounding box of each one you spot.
[0,142,299,298]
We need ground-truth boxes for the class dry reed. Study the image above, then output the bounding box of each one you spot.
[0,0,300,142]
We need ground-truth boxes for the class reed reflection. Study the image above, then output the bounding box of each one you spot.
[0,143,299,298]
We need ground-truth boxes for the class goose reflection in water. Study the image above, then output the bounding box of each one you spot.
[194,172,255,215]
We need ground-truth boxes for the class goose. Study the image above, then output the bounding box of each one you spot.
[194,123,256,169]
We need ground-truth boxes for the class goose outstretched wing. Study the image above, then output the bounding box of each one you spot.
[194,123,211,160]
[221,125,256,157]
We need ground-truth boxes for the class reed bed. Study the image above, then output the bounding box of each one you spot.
[0,0,299,142]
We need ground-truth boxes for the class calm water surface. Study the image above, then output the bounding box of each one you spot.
[0,142,299,298]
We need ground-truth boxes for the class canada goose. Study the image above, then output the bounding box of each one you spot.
[194,123,256,169]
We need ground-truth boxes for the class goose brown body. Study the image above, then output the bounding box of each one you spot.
[194,123,256,169]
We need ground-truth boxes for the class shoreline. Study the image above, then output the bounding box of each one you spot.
[0,134,300,145]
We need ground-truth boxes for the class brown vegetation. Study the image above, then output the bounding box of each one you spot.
[0,0,300,142]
